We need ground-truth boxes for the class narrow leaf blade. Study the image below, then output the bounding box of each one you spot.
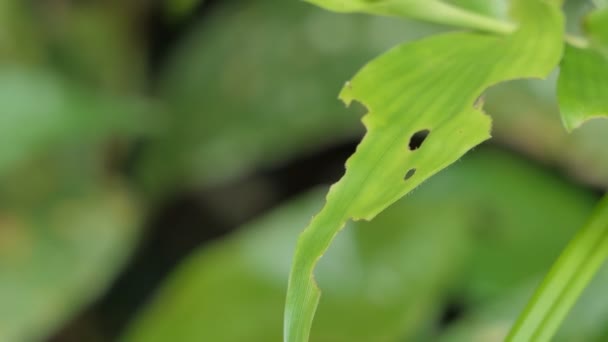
[506,194,608,342]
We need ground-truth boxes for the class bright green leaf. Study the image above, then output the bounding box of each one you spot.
[557,5,608,132]
[557,46,608,132]
[285,0,564,341]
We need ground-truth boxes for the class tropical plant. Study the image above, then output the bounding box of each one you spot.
[284,0,608,341]
[2,0,607,341]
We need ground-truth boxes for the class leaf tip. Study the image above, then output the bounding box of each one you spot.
[339,81,355,107]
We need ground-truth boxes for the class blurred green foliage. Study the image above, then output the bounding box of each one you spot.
[0,0,607,341]
[124,149,601,342]
[136,0,444,193]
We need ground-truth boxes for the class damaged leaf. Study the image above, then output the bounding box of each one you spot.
[284,0,564,341]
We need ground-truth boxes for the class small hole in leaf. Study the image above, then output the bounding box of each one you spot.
[409,129,430,150]
[404,168,416,180]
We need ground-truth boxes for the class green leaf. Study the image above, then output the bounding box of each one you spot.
[441,266,608,342]
[304,0,515,33]
[285,0,564,341]
[447,0,508,18]
[504,195,608,342]
[593,0,608,9]
[0,67,153,176]
[557,45,608,132]
[557,6,608,132]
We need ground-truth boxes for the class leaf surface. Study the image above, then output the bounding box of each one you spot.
[304,0,514,33]
[557,7,608,132]
[557,46,608,131]
[285,0,564,341]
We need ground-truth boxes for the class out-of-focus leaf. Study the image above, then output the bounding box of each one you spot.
[0,174,141,342]
[285,1,564,340]
[304,0,514,33]
[165,0,204,18]
[441,263,608,342]
[557,46,608,132]
[137,0,446,194]
[0,0,44,63]
[1,1,145,91]
[558,264,608,341]
[122,148,596,342]
[40,3,145,91]
[420,152,597,303]
[447,0,508,19]
[506,195,608,342]
[593,0,608,9]
[483,79,608,189]
[0,67,153,176]
[585,8,608,48]
[557,6,608,132]
[0,62,150,342]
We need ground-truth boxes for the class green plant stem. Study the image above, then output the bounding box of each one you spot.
[506,194,608,342]
[393,1,584,47]
[396,1,516,35]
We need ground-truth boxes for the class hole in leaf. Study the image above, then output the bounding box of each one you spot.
[409,129,430,150]
[404,168,416,180]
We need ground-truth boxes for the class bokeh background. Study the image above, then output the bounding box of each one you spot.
[1,0,608,341]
